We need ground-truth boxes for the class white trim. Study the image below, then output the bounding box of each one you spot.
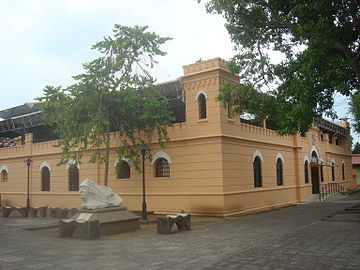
[319,158,324,164]
[341,160,345,165]
[0,165,9,173]
[195,90,208,100]
[252,150,264,163]
[66,159,80,170]
[331,159,336,166]
[310,146,320,159]
[304,156,310,164]
[39,162,51,172]
[113,157,131,167]
[275,153,284,164]
[151,151,172,165]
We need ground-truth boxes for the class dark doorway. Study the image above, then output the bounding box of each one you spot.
[311,166,320,194]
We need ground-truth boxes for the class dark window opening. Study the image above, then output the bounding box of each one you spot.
[69,166,79,191]
[253,156,262,187]
[41,167,50,191]
[198,94,207,119]
[155,158,170,177]
[304,161,309,183]
[276,158,283,186]
[1,170,8,182]
[342,163,345,180]
[331,163,335,181]
[116,161,130,179]
[320,163,324,182]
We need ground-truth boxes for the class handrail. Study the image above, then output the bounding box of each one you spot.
[319,182,346,202]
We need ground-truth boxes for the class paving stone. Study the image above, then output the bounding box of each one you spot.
[1,193,360,269]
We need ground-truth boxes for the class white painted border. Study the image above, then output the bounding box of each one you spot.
[310,146,320,159]
[304,156,310,164]
[331,159,336,166]
[39,162,51,172]
[195,90,208,100]
[151,151,172,165]
[252,150,264,163]
[113,157,131,167]
[66,159,80,170]
[0,165,9,173]
[275,153,284,164]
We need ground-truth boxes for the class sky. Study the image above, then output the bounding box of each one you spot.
[0,0,357,142]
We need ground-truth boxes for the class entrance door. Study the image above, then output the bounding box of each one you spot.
[311,166,320,194]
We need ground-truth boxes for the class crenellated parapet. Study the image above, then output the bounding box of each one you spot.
[183,57,229,76]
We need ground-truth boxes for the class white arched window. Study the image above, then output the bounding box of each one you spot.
[0,165,9,183]
[114,158,131,179]
[196,91,208,120]
[252,151,263,187]
[152,152,171,177]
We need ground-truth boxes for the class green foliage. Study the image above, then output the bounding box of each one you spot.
[353,142,360,154]
[203,0,360,134]
[38,25,173,182]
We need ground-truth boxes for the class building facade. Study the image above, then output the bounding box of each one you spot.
[0,58,355,216]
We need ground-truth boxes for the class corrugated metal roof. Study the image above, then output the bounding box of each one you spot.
[352,154,360,166]
[0,102,42,119]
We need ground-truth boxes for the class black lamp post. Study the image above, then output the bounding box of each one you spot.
[140,143,147,220]
[25,158,33,208]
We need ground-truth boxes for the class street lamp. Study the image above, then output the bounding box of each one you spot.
[140,142,147,220]
[24,158,33,208]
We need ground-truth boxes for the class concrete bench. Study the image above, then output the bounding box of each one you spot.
[29,207,47,218]
[2,206,29,218]
[59,219,100,240]
[49,207,76,219]
[157,213,191,234]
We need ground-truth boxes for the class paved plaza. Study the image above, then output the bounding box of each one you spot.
[1,193,360,270]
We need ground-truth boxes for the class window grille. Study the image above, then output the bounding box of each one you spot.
[304,161,309,183]
[41,167,50,191]
[155,158,170,177]
[198,94,207,119]
[1,170,8,182]
[253,157,262,187]
[276,159,283,186]
[69,166,79,191]
[116,161,130,179]
[320,163,324,182]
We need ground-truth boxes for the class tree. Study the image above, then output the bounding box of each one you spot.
[353,142,360,154]
[203,0,359,134]
[38,25,173,186]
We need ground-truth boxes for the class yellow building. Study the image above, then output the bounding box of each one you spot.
[0,58,355,216]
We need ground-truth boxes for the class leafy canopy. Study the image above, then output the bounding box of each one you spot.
[38,25,173,177]
[203,0,359,134]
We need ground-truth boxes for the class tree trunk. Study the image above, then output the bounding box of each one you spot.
[103,111,111,186]
[103,130,110,186]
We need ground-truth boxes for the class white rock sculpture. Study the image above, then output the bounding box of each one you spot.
[79,179,123,209]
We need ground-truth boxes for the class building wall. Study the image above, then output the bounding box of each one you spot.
[0,57,356,216]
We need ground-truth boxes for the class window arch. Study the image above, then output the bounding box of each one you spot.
[342,162,345,181]
[116,160,130,179]
[304,160,309,184]
[154,158,170,177]
[198,93,207,119]
[276,158,283,186]
[253,156,262,187]
[1,169,8,183]
[331,161,335,181]
[41,167,50,191]
[69,166,79,191]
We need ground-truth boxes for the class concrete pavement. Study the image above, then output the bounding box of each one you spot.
[1,193,360,270]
